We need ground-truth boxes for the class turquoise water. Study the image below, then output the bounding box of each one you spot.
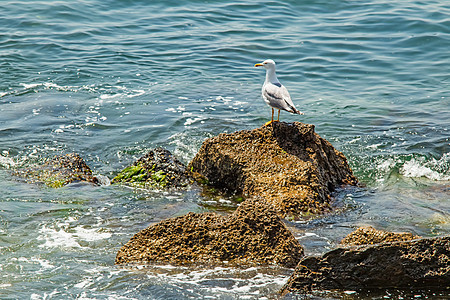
[1,0,449,299]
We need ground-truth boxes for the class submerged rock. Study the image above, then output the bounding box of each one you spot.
[281,235,450,294]
[188,122,357,218]
[115,199,304,268]
[340,226,421,246]
[112,147,191,189]
[13,153,99,188]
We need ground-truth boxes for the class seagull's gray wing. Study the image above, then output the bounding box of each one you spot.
[262,82,299,113]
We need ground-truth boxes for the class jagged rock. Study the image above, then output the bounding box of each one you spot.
[115,199,304,268]
[281,236,450,294]
[13,153,98,188]
[188,122,357,218]
[112,147,191,189]
[340,226,421,246]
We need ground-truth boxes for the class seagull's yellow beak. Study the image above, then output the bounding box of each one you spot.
[254,63,263,67]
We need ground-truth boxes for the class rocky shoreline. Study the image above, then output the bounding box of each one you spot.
[11,122,449,296]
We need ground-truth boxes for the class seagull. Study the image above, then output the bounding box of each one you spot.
[255,59,304,126]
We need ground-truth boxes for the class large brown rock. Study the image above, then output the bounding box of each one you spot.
[115,199,304,268]
[281,236,450,294]
[188,122,357,218]
[340,226,421,246]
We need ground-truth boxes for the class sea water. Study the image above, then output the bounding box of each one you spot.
[0,1,449,299]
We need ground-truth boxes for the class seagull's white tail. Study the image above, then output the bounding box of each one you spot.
[293,108,304,115]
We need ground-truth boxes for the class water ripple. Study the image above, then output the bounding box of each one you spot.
[1,0,449,298]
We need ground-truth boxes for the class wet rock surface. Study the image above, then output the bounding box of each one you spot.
[340,226,421,246]
[188,122,357,218]
[13,153,98,188]
[281,235,450,294]
[112,147,191,189]
[115,199,304,268]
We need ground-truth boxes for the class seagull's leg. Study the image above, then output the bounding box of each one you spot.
[277,109,280,122]
[264,108,274,126]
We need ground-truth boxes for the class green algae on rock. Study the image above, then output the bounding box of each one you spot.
[188,122,358,218]
[112,164,168,188]
[115,199,304,268]
[13,153,99,188]
[112,147,191,189]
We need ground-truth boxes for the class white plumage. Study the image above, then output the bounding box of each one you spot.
[255,59,303,125]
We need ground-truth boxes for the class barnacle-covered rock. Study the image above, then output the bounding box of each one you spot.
[340,226,420,246]
[281,234,449,294]
[115,199,304,268]
[13,153,99,188]
[188,122,357,218]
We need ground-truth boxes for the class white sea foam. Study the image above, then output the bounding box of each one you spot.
[0,283,12,289]
[184,116,203,126]
[38,223,111,249]
[378,158,395,173]
[165,105,186,113]
[0,155,16,169]
[297,232,319,238]
[21,83,41,89]
[14,256,57,274]
[74,226,111,242]
[348,136,361,144]
[142,265,289,297]
[168,131,204,163]
[21,82,71,92]
[38,226,81,249]
[216,96,234,102]
[18,81,147,104]
[401,160,443,180]
[100,93,122,100]
[43,82,63,89]
[367,143,383,150]
[400,154,450,181]
[31,290,59,300]
[127,89,145,98]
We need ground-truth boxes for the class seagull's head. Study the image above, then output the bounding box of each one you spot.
[255,59,276,70]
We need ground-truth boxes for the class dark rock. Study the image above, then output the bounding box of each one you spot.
[112,147,191,189]
[188,122,357,218]
[13,153,98,188]
[115,199,304,268]
[340,226,421,246]
[281,236,450,294]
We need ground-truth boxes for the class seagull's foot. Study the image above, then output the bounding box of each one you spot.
[264,120,279,126]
